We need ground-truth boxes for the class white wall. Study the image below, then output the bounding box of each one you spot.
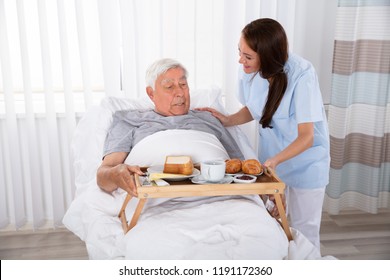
[292,0,338,104]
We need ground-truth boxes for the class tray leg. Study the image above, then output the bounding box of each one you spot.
[127,198,147,232]
[118,194,132,233]
[274,194,293,241]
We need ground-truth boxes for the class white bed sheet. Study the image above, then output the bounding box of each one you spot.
[63,88,334,260]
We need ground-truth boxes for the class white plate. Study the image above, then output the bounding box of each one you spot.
[191,175,234,185]
[147,165,200,181]
[233,174,257,184]
[226,170,264,176]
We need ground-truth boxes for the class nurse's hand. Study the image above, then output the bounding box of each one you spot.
[195,107,230,126]
[263,158,278,170]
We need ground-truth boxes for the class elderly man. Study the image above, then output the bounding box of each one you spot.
[97,58,243,197]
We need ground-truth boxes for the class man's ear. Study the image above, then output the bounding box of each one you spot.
[146,86,154,100]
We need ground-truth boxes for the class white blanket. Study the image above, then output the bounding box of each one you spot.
[63,186,325,259]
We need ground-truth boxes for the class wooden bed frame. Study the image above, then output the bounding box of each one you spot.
[118,167,293,241]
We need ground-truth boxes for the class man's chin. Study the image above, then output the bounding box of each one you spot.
[174,110,189,116]
[172,105,189,114]
[172,108,189,116]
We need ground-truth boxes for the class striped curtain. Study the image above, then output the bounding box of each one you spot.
[324,0,390,214]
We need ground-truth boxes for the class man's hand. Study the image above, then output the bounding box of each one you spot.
[96,152,144,197]
[109,164,144,197]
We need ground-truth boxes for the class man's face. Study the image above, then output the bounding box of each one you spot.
[147,67,190,116]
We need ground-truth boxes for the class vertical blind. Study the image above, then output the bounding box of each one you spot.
[1,0,106,230]
[1,0,335,230]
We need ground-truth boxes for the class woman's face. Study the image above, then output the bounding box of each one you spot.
[238,36,260,74]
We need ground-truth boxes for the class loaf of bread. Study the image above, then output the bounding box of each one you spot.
[241,159,263,175]
[163,155,194,175]
[225,158,242,174]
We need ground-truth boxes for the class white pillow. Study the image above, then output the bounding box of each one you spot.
[125,129,229,167]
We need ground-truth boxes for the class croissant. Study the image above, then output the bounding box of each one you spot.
[225,158,242,174]
[241,159,262,175]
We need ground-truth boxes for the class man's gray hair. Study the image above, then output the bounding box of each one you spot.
[145,58,188,90]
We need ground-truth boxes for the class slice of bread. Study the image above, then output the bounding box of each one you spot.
[163,155,193,175]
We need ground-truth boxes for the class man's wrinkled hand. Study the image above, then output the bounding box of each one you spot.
[113,164,144,197]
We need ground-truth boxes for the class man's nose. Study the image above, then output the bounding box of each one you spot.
[173,85,184,96]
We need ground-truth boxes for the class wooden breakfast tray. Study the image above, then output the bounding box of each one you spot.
[118,167,293,241]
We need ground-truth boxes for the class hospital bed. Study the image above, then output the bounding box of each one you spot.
[62,88,332,259]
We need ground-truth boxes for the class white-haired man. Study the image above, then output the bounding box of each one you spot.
[97,58,243,197]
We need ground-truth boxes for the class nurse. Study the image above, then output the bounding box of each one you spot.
[199,18,330,250]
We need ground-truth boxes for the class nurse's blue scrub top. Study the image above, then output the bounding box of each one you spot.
[238,53,330,189]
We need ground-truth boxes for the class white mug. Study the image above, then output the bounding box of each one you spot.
[201,160,226,182]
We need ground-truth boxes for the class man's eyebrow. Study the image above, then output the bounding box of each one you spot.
[160,79,177,86]
[161,77,187,83]
[161,79,173,83]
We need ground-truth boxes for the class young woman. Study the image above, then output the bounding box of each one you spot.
[199,18,330,250]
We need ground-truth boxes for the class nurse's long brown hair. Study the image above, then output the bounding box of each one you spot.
[242,18,288,128]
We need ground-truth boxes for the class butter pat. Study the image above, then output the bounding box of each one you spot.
[149,173,185,181]
[154,179,170,186]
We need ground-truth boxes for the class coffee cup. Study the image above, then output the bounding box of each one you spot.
[200,160,226,182]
